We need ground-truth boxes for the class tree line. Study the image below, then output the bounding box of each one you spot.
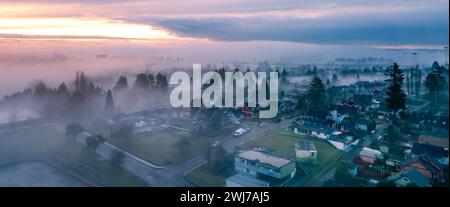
[2,70,170,121]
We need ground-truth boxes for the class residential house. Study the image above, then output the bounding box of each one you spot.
[328,104,358,116]
[234,150,296,181]
[328,131,358,151]
[399,155,446,184]
[326,110,349,131]
[417,130,449,148]
[387,167,431,187]
[302,110,329,125]
[410,143,448,166]
[295,141,317,165]
[359,147,384,164]
[292,122,334,139]
[343,94,379,112]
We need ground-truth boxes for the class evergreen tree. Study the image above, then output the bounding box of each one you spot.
[155,73,168,89]
[307,76,326,110]
[134,73,149,89]
[32,80,49,97]
[56,82,69,96]
[74,71,89,94]
[114,76,128,91]
[385,63,407,112]
[148,74,155,88]
[424,61,447,107]
[105,89,114,112]
[87,82,96,96]
[414,67,422,100]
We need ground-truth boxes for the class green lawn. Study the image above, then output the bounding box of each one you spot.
[185,164,227,187]
[74,160,148,187]
[243,128,342,175]
[106,132,204,166]
[185,156,235,187]
[86,119,204,166]
[0,125,147,187]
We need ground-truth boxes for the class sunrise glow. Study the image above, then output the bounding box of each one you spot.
[0,18,176,40]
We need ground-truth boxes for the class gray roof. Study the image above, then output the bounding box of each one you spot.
[388,168,431,187]
[226,173,269,187]
[411,143,448,159]
[296,140,316,151]
[238,150,293,168]
[293,122,334,134]
[359,147,383,159]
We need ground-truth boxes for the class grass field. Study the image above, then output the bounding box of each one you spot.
[243,128,342,175]
[185,164,228,187]
[87,119,204,166]
[185,156,235,187]
[107,132,203,166]
[0,124,147,187]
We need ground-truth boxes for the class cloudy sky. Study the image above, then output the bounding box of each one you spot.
[0,0,448,95]
[0,0,448,46]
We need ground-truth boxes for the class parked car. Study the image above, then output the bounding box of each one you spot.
[234,128,248,137]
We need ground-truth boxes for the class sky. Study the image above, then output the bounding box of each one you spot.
[0,0,448,45]
[0,0,449,96]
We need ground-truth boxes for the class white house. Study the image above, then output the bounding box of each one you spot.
[327,131,359,151]
[295,141,317,165]
[292,122,334,139]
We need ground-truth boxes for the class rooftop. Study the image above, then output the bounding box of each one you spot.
[292,122,334,134]
[295,140,316,151]
[388,168,431,187]
[238,150,292,169]
[350,94,374,107]
[359,147,383,159]
[411,143,448,159]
